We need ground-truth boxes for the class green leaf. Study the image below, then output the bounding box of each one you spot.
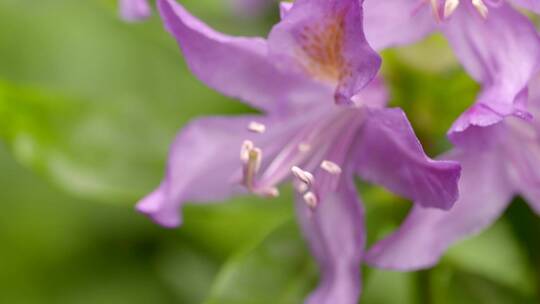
[0,0,254,203]
[363,270,418,304]
[444,219,536,295]
[382,40,479,156]
[429,219,538,304]
[431,266,536,304]
[0,81,163,202]
[204,219,318,304]
[0,143,183,304]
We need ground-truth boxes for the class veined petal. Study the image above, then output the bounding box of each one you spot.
[363,0,436,51]
[513,141,540,215]
[502,117,540,215]
[120,0,152,22]
[351,76,389,108]
[136,115,292,227]
[509,0,540,14]
[449,88,531,140]
[158,0,327,114]
[355,108,461,210]
[296,175,364,304]
[365,149,514,270]
[268,0,381,104]
[515,78,540,214]
[443,2,540,136]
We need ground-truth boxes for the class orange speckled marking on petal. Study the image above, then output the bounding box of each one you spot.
[296,11,352,83]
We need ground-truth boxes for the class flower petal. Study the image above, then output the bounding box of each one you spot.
[365,149,514,270]
[509,0,540,14]
[355,108,461,210]
[351,76,389,108]
[268,0,381,104]
[443,2,540,136]
[503,118,540,215]
[279,1,293,19]
[513,145,540,215]
[120,0,152,22]
[296,175,364,304]
[158,0,327,114]
[363,0,436,51]
[136,115,293,227]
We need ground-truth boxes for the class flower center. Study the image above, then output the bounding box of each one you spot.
[237,109,361,208]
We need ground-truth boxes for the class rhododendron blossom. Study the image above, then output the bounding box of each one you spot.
[136,0,461,303]
[361,0,540,271]
[364,0,540,138]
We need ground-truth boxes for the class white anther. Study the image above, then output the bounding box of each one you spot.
[259,187,280,198]
[303,191,318,209]
[320,160,342,175]
[240,140,254,162]
[298,143,312,153]
[295,182,309,193]
[443,0,460,18]
[471,0,488,18]
[291,166,314,186]
[248,121,266,134]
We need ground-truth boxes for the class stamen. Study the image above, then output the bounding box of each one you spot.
[320,160,342,175]
[248,121,266,134]
[298,143,312,152]
[295,182,309,193]
[291,166,314,186]
[258,187,280,198]
[240,140,254,162]
[443,0,460,18]
[303,191,318,209]
[471,0,488,18]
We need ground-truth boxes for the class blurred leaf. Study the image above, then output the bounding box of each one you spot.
[431,266,536,304]
[429,219,538,304]
[359,181,411,248]
[363,270,418,304]
[0,143,181,304]
[382,45,479,156]
[0,80,164,202]
[443,219,537,295]
[181,190,293,258]
[0,0,255,203]
[156,244,220,304]
[204,219,318,304]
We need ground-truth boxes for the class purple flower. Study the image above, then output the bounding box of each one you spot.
[120,0,152,22]
[366,77,540,270]
[364,0,540,139]
[361,0,540,270]
[137,0,461,302]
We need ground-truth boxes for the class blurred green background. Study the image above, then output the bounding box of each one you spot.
[0,0,539,303]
